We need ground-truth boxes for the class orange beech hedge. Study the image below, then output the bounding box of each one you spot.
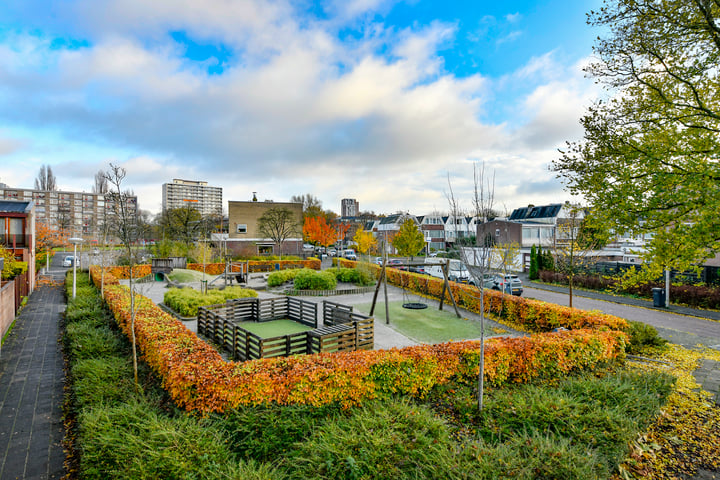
[107,264,152,280]
[186,259,322,274]
[108,259,322,279]
[337,259,629,333]
[91,266,627,413]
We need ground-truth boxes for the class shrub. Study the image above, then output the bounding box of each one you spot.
[163,286,258,317]
[267,269,301,287]
[71,357,136,409]
[287,399,457,479]
[65,322,124,361]
[220,403,343,462]
[328,267,375,286]
[625,320,669,354]
[293,269,337,290]
[78,401,282,479]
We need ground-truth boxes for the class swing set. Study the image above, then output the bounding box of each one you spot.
[369,257,461,324]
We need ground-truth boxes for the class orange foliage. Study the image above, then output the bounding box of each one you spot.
[107,265,152,279]
[303,216,338,247]
[98,272,627,414]
[35,221,68,252]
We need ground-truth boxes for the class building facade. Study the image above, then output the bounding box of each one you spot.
[0,200,36,328]
[227,200,303,256]
[162,179,222,216]
[0,186,137,242]
[341,198,359,218]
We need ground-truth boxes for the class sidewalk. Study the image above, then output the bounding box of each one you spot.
[521,273,720,405]
[518,272,720,322]
[0,274,66,479]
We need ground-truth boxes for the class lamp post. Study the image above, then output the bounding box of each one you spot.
[69,237,84,298]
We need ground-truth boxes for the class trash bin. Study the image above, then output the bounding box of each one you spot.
[652,287,666,307]
[274,263,280,271]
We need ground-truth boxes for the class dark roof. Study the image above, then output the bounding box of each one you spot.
[0,200,32,214]
[509,203,562,221]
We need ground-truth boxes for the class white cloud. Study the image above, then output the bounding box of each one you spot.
[0,0,599,216]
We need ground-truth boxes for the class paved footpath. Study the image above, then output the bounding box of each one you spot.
[0,269,66,479]
[521,275,720,406]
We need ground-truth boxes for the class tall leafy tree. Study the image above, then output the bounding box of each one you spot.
[158,206,204,248]
[257,207,300,259]
[554,0,720,282]
[391,219,425,259]
[34,164,57,191]
[303,216,337,247]
[353,227,377,256]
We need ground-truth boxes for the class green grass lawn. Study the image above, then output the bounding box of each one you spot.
[356,301,488,343]
[167,268,212,283]
[237,320,313,338]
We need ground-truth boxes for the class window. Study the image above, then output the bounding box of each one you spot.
[236,224,247,234]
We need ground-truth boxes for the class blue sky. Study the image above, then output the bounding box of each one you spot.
[0,0,604,216]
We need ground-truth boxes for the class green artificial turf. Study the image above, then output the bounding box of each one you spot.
[237,320,314,338]
[167,268,210,283]
[357,301,486,343]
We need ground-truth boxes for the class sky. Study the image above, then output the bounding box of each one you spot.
[0,0,606,217]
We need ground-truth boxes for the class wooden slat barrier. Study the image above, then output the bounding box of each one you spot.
[288,297,317,328]
[308,324,356,353]
[197,297,374,360]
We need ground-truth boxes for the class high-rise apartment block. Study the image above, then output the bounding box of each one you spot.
[0,186,137,241]
[341,198,359,218]
[162,179,222,216]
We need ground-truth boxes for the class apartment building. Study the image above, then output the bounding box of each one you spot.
[162,179,222,216]
[341,198,359,218]
[0,186,137,241]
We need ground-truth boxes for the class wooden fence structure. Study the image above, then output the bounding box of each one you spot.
[197,297,374,361]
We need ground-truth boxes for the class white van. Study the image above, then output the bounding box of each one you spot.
[423,258,476,285]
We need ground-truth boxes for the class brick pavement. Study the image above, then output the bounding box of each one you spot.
[0,278,66,479]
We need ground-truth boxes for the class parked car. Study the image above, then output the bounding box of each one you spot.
[387,258,403,268]
[423,258,478,285]
[62,255,78,267]
[327,248,337,257]
[343,249,357,260]
[375,256,384,265]
[486,273,524,296]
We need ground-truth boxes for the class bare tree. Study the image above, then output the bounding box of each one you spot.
[104,163,141,387]
[92,170,108,194]
[34,164,57,191]
[257,207,300,260]
[447,162,495,412]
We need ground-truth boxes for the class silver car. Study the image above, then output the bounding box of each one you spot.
[486,274,524,296]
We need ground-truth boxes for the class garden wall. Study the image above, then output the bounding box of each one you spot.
[0,280,14,339]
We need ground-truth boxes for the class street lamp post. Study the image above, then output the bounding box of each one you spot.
[69,237,84,298]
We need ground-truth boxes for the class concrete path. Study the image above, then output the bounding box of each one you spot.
[520,275,720,405]
[0,254,67,479]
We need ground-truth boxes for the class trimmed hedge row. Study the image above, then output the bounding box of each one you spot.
[109,259,322,279]
[163,286,258,317]
[90,266,627,413]
[337,259,629,333]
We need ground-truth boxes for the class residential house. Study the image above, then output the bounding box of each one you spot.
[0,200,36,337]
